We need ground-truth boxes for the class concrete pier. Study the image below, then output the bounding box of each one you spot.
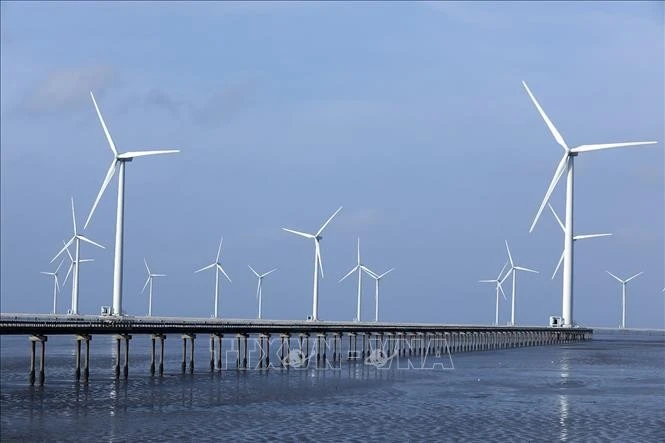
[28,335,47,385]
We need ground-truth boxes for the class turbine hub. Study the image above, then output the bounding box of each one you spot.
[316,235,322,241]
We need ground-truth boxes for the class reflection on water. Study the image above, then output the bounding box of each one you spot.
[558,351,570,442]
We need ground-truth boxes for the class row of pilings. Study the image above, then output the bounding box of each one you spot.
[25,328,592,384]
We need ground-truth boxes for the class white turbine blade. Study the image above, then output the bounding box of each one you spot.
[64,241,74,263]
[316,206,343,237]
[361,265,378,279]
[570,141,657,154]
[504,240,514,267]
[522,81,569,150]
[356,237,360,265]
[144,258,151,275]
[63,263,73,286]
[378,268,395,279]
[248,265,260,278]
[261,268,278,278]
[79,259,94,263]
[54,275,60,293]
[84,159,118,229]
[339,265,358,283]
[498,282,507,301]
[51,237,74,263]
[573,233,613,240]
[315,240,324,278]
[117,149,180,159]
[40,271,54,276]
[606,270,623,283]
[625,272,643,283]
[529,153,568,233]
[70,196,78,235]
[479,279,496,283]
[77,235,105,249]
[497,261,509,280]
[552,250,565,280]
[282,228,315,239]
[216,236,224,262]
[195,263,216,273]
[141,276,150,294]
[151,274,167,277]
[90,91,118,156]
[499,268,513,284]
[547,203,565,232]
[54,258,65,274]
[217,264,232,283]
[515,266,538,274]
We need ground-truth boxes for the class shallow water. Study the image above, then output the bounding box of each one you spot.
[1,333,663,442]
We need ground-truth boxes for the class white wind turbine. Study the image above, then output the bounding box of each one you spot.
[479,262,509,326]
[361,265,395,323]
[548,203,612,279]
[61,240,95,290]
[83,91,179,317]
[502,241,538,326]
[282,206,343,321]
[522,81,657,328]
[142,258,166,317]
[195,236,231,318]
[51,197,105,315]
[248,266,277,319]
[339,237,364,322]
[606,271,643,329]
[41,259,65,315]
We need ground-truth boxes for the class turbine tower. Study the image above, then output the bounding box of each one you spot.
[479,262,508,326]
[502,241,538,326]
[142,258,166,317]
[248,266,277,319]
[522,81,657,327]
[339,237,364,322]
[41,259,65,315]
[195,236,231,318]
[84,91,179,316]
[548,203,612,279]
[51,197,104,315]
[361,265,395,322]
[606,271,643,329]
[282,206,342,321]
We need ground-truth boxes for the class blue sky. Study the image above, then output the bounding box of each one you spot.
[1,1,663,328]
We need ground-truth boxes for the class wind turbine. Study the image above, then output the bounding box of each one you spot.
[41,259,65,315]
[51,197,105,315]
[522,81,657,328]
[339,237,364,322]
[361,265,395,323]
[282,206,343,321]
[61,240,95,290]
[479,262,509,326]
[606,271,643,329]
[502,241,538,326]
[548,203,612,279]
[195,236,231,318]
[142,258,166,317]
[83,91,179,317]
[248,266,277,319]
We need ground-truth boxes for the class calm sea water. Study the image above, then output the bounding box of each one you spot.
[1,332,663,442]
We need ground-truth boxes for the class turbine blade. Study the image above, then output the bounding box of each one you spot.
[79,259,95,263]
[339,265,358,283]
[141,276,150,294]
[378,268,395,279]
[499,268,513,284]
[529,153,568,233]
[498,282,507,301]
[282,228,315,239]
[54,275,60,293]
[217,264,232,283]
[478,279,496,283]
[195,263,216,273]
[548,203,565,232]
[90,91,118,156]
[77,235,105,249]
[144,258,151,275]
[552,250,565,280]
[522,81,568,150]
[216,236,223,262]
[84,159,118,229]
[315,241,324,278]
[152,274,167,277]
[625,272,643,283]
[570,141,657,154]
[515,266,538,274]
[262,268,278,278]
[248,265,260,277]
[361,265,378,279]
[70,196,78,235]
[573,233,613,240]
[63,263,73,286]
[117,149,180,159]
[356,237,360,265]
[40,271,53,276]
[504,240,514,267]
[316,206,343,237]
[54,258,65,274]
[51,237,74,263]
[606,270,623,283]
[497,261,509,280]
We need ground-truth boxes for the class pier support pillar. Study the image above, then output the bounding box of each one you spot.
[123,335,131,379]
[216,334,223,370]
[210,335,215,372]
[75,335,90,381]
[29,336,47,385]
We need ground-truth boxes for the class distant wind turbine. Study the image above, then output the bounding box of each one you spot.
[195,236,231,318]
[479,261,509,326]
[361,265,395,322]
[41,259,65,315]
[606,271,643,329]
[502,241,538,326]
[339,237,365,322]
[142,258,166,317]
[522,81,657,328]
[83,91,179,317]
[282,206,343,321]
[548,203,612,279]
[51,197,104,315]
[248,266,277,319]
[61,240,95,289]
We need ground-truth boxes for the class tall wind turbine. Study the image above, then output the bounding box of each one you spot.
[195,236,231,318]
[339,237,364,322]
[142,258,166,317]
[248,266,277,319]
[61,240,95,289]
[548,203,612,279]
[522,81,657,327]
[479,262,509,326]
[606,271,643,329]
[502,241,538,326]
[282,206,342,321]
[361,265,395,322]
[41,259,65,315]
[83,91,179,316]
[51,197,104,315]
